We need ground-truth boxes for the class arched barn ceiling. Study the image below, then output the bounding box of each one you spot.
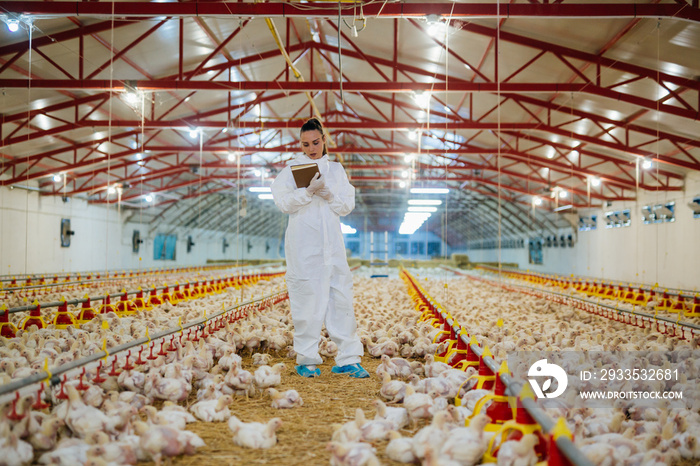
[1,1,699,248]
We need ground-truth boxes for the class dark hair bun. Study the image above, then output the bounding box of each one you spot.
[301,118,324,134]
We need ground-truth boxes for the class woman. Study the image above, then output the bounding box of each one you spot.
[270,118,368,378]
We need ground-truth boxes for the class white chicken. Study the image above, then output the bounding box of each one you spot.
[379,372,407,403]
[134,420,205,463]
[252,352,272,366]
[37,438,90,465]
[403,385,439,426]
[331,409,366,443]
[228,416,283,449]
[253,363,286,389]
[224,364,255,396]
[411,410,453,460]
[159,402,197,428]
[372,399,408,430]
[497,434,540,466]
[319,338,339,358]
[424,354,451,377]
[327,441,380,466]
[440,413,492,465]
[0,433,33,466]
[63,384,122,438]
[28,416,63,451]
[266,388,304,409]
[144,372,191,403]
[218,348,243,371]
[385,431,418,463]
[189,395,233,422]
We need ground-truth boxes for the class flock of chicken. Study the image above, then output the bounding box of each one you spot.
[0,266,697,465]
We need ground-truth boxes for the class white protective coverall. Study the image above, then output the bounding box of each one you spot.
[270,153,364,367]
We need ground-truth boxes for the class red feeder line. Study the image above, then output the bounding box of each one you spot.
[167,336,177,352]
[485,372,513,425]
[135,347,146,365]
[6,392,25,421]
[107,356,120,377]
[146,342,158,360]
[122,351,135,370]
[55,375,69,400]
[92,360,106,383]
[32,384,50,410]
[75,368,89,391]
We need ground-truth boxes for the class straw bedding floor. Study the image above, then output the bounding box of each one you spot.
[146,354,407,466]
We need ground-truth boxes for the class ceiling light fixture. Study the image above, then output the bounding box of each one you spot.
[145,194,154,203]
[408,199,442,206]
[408,206,438,213]
[258,193,274,200]
[408,129,417,141]
[6,19,19,33]
[410,188,449,194]
[534,197,542,206]
[414,91,430,109]
[228,152,237,162]
[53,174,62,183]
[591,177,601,187]
[642,158,653,170]
[249,187,271,193]
[189,128,200,139]
[124,91,138,105]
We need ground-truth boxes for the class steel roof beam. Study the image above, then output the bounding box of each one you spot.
[1,3,697,21]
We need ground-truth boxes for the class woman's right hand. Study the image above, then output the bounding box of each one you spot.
[306,172,324,195]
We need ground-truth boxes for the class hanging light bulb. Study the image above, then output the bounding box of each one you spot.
[124,91,138,105]
[591,177,601,187]
[642,158,653,170]
[189,128,200,139]
[108,186,116,195]
[559,190,568,199]
[408,129,417,141]
[6,19,19,33]
[534,197,542,206]
[228,152,237,162]
[145,194,154,203]
[53,174,62,183]
[399,181,406,188]
[414,91,430,109]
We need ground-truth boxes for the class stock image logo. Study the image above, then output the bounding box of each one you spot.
[528,359,568,399]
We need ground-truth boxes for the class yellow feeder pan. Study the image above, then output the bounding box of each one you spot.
[52,298,77,329]
[452,335,480,374]
[467,360,513,434]
[483,383,546,463]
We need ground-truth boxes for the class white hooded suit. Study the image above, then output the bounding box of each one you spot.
[270,153,364,367]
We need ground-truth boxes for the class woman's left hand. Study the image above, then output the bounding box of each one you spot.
[317,186,334,201]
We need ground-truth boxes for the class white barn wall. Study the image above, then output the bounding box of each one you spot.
[463,174,700,290]
[0,184,282,275]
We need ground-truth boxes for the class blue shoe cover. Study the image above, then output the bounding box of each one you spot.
[331,363,369,378]
[296,365,321,378]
